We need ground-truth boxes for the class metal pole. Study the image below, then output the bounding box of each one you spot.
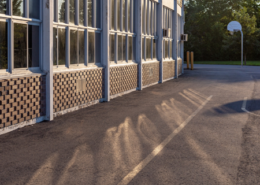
[241,30,243,66]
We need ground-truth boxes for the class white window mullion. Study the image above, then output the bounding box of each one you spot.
[25,0,29,18]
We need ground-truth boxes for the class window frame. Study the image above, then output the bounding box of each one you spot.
[163,6,173,61]
[110,0,136,65]
[142,0,158,62]
[53,0,103,70]
[0,0,42,75]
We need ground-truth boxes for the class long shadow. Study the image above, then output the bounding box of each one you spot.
[213,99,260,114]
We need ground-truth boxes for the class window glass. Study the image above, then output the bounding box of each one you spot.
[96,0,101,28]
[79,31,85,63]
[53,0,56,21]
[0,0,8,14]
[58,28,66,65]
[127,0,130,32]
[0,22,8,69]
[53,28,57,65]
[165,40,168,58]
[88,31,95,63]
[147,0,150,35]
[58,0,66,23]
[128,36,132,61]
[153,39,156,60]
[117,0,120,31]
[142,0,144,34]
[133,37,135,61]
[169,40,172,59]
[79,0,84,25]
[123,35,126,60]
[88,0,93,27]
[118,35,123,61]
[122,0,125,31]
[70,0,76,24]
[70,30,77,64]
[13,0,24,17]
[145,0,147,34]
[110,34,115,61]
[154,3,156,35]
[150,2,153,34]
[142,37,144,60]
[111,0,115,30]
[146,38,151,60]
[95,32,101,63]
[29,25,39,67]
[14,23,27,68]
[29,0,40,19]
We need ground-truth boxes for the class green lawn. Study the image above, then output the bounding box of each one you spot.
[184,61,260,66]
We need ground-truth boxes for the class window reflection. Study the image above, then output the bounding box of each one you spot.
[58,28,66,65]
[70,0,76,24]
[111,0,115,30]
[29,25,39,67]
[122,0,125,31]
[127,0,130,32]
[79,31,85,64]
[53,28,57,65]
[0,22,8,69]
[153,39,156,60]
[118,35,123,61]
[123,35,126,60]
[58,0,66,23]
[13,0,24,17]
[128,36,132,61]
[79,0,85,25]
[70,30,77,64]
[95,32,101,63]
[0,0,7,14]
[117,0,120,31]
[29,0,40,19]
[14,23,27,68]
[88,31,95,63]
[142,37,145,60]
[88,0,93,27]
[110,34,115,61]
[146,38,151,60]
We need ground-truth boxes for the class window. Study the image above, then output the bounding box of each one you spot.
[0,22,8,69]
[110,0,136,63]
[142,0,158,61]
[163,6,173,59]
[0,0,41,73]
[53,0,102,68]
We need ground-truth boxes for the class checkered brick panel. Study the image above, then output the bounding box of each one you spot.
[53,68,104,113]
[142,62,160,86]
[0,76,46,129]
[163,61,175,80]
[178,59,183,76]
[110,65,138,96]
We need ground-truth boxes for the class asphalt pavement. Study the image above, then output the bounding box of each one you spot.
[0,64,260,185]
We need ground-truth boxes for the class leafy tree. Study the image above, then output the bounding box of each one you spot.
[222,8,260,64]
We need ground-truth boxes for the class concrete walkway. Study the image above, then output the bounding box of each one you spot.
[0,64,260,185]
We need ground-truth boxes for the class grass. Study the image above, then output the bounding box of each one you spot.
[184,61,260,66]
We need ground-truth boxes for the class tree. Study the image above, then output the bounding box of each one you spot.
[222,8,260,64]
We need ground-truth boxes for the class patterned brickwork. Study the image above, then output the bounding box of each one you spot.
[110,65,138,96]
[142,62,160,86]
[178,59,183,76]
[0,76,46,129]
[53,68,104,113]
[163,61,175,80]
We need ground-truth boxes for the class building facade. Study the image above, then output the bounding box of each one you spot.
[0,0,185,133]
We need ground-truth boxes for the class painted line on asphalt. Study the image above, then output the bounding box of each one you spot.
[117,95,213,185]
[242,97,260,117]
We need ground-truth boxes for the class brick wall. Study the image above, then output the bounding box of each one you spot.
[163,61,175,80]
[0,75,46,129]
[142,62,160,87]
[110,64,138,96]
[53,68,104,113]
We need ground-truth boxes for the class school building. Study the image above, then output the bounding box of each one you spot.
[0,0,185,133]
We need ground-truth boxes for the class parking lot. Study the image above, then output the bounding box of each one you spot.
[0,64,260,185]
